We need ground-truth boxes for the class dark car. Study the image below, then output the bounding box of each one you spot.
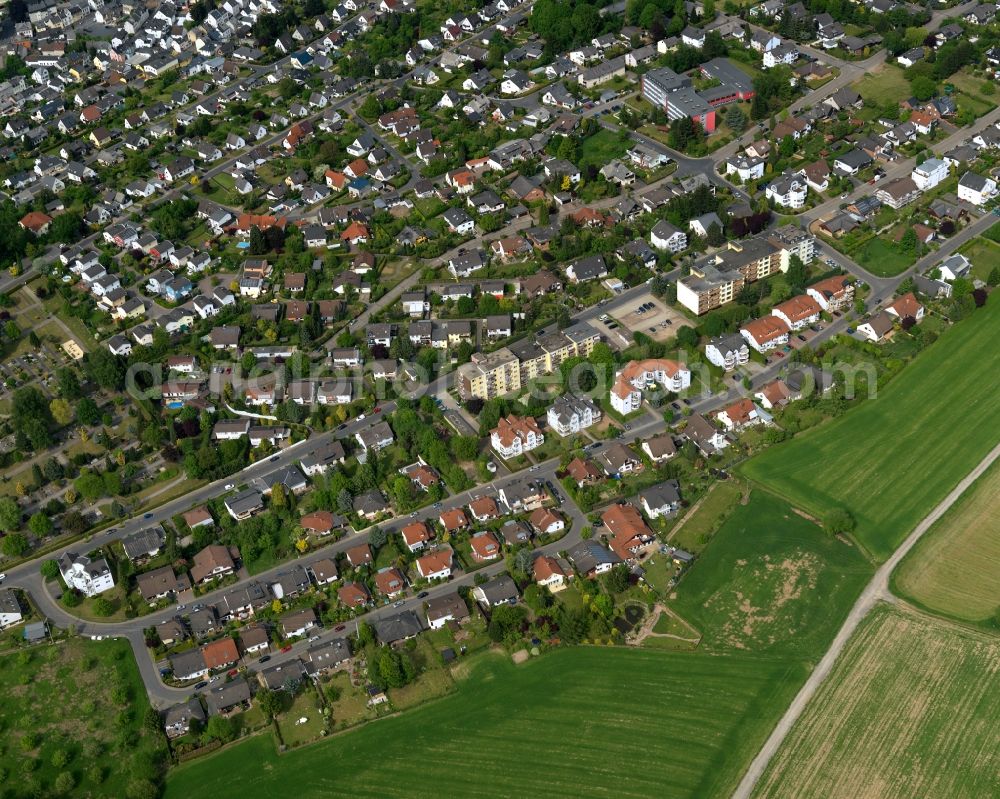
[143,513,153,519]
[418,591,429,599]
[334,624,347,632]
[258,655,271,663]
[194,681,208,690]
[269,455,279,462]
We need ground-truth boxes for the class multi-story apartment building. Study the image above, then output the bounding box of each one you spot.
[457,347,521,400]
[677,236,786,315]
[767,225,817,269]
[457,324,600,401]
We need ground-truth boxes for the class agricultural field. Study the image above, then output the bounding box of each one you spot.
[742,298,1000,561]
[0,637,166,798]
[167,646,808,799]
[669,492,872,658]
[752,605,1000,799]
[892,458,1000,625]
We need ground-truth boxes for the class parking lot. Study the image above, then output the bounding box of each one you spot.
[608,291,689,343]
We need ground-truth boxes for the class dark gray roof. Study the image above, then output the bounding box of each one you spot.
[567,540,621,573]
[424,592,470,623]
[121,526,166,560]
[372,609,425,643]
[474,574,519,606]
[204,678,252,714]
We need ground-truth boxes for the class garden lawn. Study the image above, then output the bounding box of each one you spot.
[578,128,629,170]
[892,457,1000,625]
[0,637,165,798]
[741,297,1000,561]
[167,647,807,799]
[958,236,1000,283]
[852,65,909,106]
[851,236,912,276]
[752,605,1000,799]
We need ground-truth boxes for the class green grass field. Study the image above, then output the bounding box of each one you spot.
[892,458,1000,625]
[578,128,629,171]
[851,237,913,277]
[742,297,1000,561]
[669,492,873,657]
[959,236,1000,283]
[0,637,164,798]
[167,647,805,799]
[853,65,909,106]
[670,481,743,552]
[752,604,1000,799]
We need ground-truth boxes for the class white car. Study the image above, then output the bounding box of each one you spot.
[224,483,234,490]
[0,573,6,582]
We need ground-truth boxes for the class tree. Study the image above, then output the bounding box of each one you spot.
[203,715,235,744]
[1,532,29,557]
[356,621,376,648]
[706,222,725,247]
[256,688,282,720]
[53,772,75,796]
[270,482,287,509]
[12,387,54,450]
[368,526,387,549]
[0,497,20,532]
[41,559,59,579]
[605,563,631,594]
[61,511,87,535]
[84,350,125,391]
[249,225,268,255]
[785,254,808,291]
[56,368,82,400]
[910,75,936,102]
[92,596,114,617]
[487,604,527,642]
[675,325,699,349]
[987,266,1000,287]
[28,512,52,537]
[725,104,746,132]
[824,508,855,535]
[50,398,74,426]
[74,471,105,502]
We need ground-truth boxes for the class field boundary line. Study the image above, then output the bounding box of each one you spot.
[731,438,1000,799]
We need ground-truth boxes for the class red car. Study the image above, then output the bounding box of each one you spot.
[227,668,238,677]
[281,644,293,653]
[372,406,381,414]
[334,624,346,632]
